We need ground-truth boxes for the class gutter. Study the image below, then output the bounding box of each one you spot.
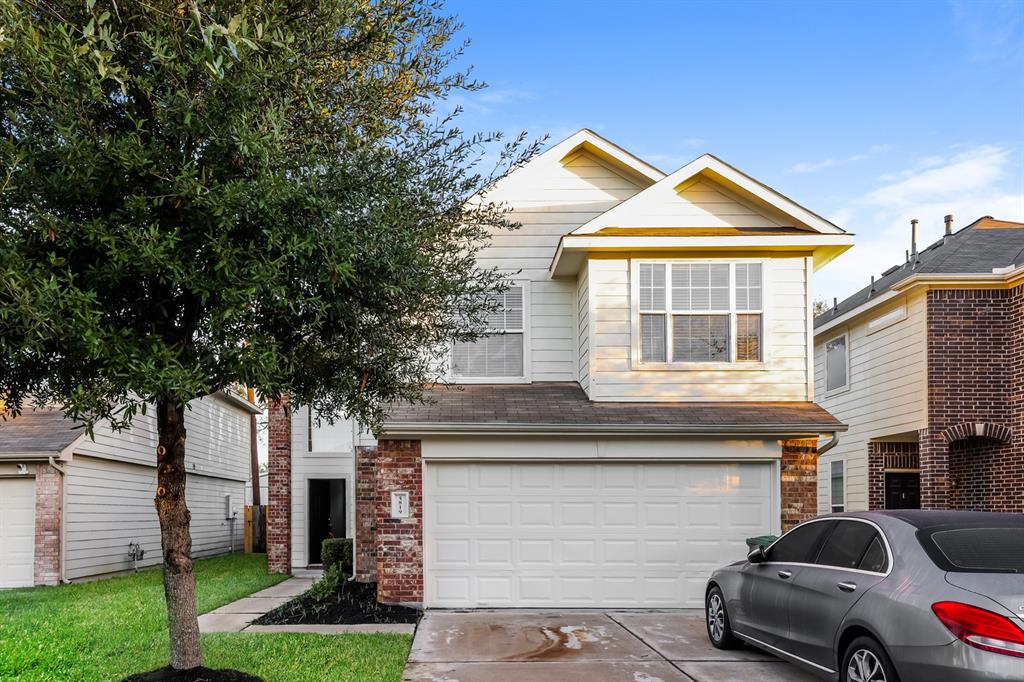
[382,421,848,438]
[817,431,840,456]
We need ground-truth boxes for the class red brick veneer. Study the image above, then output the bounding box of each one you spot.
[266,397,292,574]
[781,439,818,530]
[354,446,377,582]
[374,439,423,604]
[866,441,919,511]
[920,286,1022,512]
[33,463,62,585]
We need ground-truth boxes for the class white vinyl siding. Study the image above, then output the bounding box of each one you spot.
[576,265,591,391]
[452,285,527,380]
[475,148,646,382]
[586,255,809,402]
[814,291,928,513]
[63,456,244,579]
[830,459,845,512]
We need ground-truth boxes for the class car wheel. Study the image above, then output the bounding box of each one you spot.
[842,635,900,682]
[705,586,741,649]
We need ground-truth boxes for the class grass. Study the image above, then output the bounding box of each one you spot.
[0,554,412,682]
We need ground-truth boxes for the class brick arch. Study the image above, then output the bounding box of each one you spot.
[940,422,1013,445]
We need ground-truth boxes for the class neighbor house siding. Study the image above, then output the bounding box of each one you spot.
[814,289,929,512]
[577,261,591,392]
[584,254,811,401]
[477,151,645,382]
[289,405,356,568]
[63,455,244,579]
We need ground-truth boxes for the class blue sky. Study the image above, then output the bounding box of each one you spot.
[444,0,1024,302]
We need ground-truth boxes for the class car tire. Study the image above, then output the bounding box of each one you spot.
[841,635,900,682]
[705,585,742,649]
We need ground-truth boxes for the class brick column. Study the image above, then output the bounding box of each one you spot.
[33,463,62,585]
[375,439,423,604]
[266,397,292,574]
[780,439,818,531]
[354,446,377,582]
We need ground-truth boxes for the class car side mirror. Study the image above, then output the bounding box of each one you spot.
[747,546,767,564]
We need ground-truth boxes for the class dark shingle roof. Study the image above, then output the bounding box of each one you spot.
[0,408,82,456]
[384,382,844,436]
[815,217,1024,329]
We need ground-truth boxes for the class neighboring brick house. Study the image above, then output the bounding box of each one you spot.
[268,129,852,608]
[813,216,1023,515]
[0,391,259,588]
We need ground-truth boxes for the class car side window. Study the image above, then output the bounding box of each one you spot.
[858,536,888,573]
[767,521,834,563]
[815,521,883,570]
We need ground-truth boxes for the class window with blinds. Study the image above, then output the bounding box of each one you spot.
[452,285,525,378]
[637,261,763,365]
[830,459,845,512]
[825,334,848,392]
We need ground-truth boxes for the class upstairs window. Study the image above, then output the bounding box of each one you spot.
[636,261,763,365]
[825,333,848,392]
[830,459,845,513]
[452,285,526,379]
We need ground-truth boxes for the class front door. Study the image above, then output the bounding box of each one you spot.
[885,472,920,509]
[308,479,346,564]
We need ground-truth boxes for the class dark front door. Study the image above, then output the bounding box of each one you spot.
[308,479,346,564]
[885,472,920,509]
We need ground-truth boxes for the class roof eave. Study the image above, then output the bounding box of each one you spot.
[381,421,847,438]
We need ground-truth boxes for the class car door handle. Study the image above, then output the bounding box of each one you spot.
[777,570,793,579]
[837,581,857,592]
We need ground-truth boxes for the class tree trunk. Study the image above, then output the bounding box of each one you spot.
[155,399,203,669]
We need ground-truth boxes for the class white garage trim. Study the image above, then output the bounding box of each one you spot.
[0,477,36,588]
[423,459,778,609]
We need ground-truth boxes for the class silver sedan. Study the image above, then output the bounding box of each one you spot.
[705,510,1024,682]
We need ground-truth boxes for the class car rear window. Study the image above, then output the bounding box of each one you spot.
[929,528,1024,573]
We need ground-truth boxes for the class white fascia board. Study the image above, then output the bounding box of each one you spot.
[215,389,263,415]
[381,422,847,438]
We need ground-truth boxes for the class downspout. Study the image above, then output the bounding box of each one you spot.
[817,431,840,456]
[48,456,68,584]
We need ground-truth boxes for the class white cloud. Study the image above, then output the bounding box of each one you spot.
[815,144,1024,302]
[790,144,892,174]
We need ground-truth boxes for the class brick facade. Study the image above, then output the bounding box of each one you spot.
[920,285,1022,512]
[781,439,818,530]
[354,446,377,582]
[266,397,292,574]
[374,439,423,605]
[32,463,62,585]
[866,441,919,511]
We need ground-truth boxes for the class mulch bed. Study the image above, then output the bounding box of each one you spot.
[123,667,262,682]
[253,580,420,625]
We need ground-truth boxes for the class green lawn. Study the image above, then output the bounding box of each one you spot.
[0,554,412,682]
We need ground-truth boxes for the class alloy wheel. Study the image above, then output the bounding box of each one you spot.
[707,593,725,642]
[848,648,887,682]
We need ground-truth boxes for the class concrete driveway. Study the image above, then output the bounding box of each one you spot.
[404,610,820,682]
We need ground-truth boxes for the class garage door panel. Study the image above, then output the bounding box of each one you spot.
[426,461,774,608]
[0,478,36,588]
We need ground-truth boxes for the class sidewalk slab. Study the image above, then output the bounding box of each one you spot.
[249,579,313,598]
[198,612,254,633]
[404,661,691,682]
[676,661,820,681]
[246,623,416,635]
[211,595,292,614]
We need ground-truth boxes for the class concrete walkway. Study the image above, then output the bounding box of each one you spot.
[198,569,417,635]
[404,610,817,682]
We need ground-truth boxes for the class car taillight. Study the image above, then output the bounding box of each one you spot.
[932,601,1024,659]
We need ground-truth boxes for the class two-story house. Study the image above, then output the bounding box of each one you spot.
[813,216,1023,516]
[266,129,852,609]
[0,390,260,588]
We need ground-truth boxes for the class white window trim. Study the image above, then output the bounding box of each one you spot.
[830,458,845,513]
[823,331,850,396]
[629,258,769,371]
[866,300,907,335]
[449,279,532,384]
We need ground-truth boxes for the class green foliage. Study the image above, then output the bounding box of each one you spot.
[0,0,537,430]
[321,537,353,576]
[308,562,348,601]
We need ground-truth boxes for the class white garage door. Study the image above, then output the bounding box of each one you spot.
[0,477,36,588]
[424,461,774,608]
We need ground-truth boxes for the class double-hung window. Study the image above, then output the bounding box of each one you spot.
[637,261,763,365]
[825,333,849,393]
[452,285,525,379]
[830,459,845,512]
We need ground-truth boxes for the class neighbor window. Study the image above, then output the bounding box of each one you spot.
[452,285,525,378]
[637,261,762,365]
[825,333,848,392]
[830,459,845,513]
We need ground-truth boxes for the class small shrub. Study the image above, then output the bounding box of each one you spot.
[308,563,347,601]
[321,538,353,577]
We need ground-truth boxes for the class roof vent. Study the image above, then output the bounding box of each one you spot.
[882,264,900,276]
[944,214,954,236]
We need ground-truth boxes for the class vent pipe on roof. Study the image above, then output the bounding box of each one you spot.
[869,275,875,296]
[910,219,919,257]
[944,214,954,237]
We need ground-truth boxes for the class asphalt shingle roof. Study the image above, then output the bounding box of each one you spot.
[0,407,82,456]
[815,217,1024,329]
[385,382,845,435]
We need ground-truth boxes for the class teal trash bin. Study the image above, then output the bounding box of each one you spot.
[745,535,778,550]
